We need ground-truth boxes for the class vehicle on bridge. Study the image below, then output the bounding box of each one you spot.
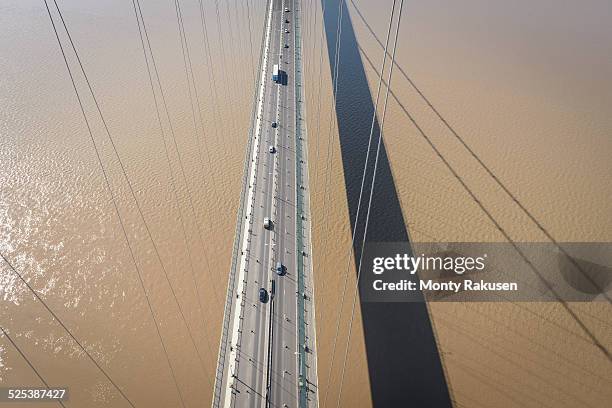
[272,64,280,82]
[271,121,277,128]
[269,145,276,153]
[263,217,272,229]
[284,43,289,48]
[275,262,285,276]
[284,7,290,12]
[259,288,268,303]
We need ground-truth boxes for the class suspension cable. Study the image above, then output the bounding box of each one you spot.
[0,326,66,408]
[336,1,405,404]
[131,0,217,387]
[321,1,398,405]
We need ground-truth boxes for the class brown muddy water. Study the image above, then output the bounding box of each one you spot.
[302,0,612,407]
[1,0,611,407]
[1,0,265,406]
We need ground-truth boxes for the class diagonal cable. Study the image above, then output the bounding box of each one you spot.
[336,0,405,404]
[0,326,67,408]
[321,1,397,405]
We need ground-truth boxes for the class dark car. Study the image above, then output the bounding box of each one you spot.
[272,122,277,128]
[275,262,285,276]
[259,288,268,303]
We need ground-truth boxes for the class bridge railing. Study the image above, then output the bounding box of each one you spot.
[293,0,312,406]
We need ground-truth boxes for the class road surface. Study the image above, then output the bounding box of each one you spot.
[213,0,318,407]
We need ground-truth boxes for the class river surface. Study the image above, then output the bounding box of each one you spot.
[2,0,612,407]
[1,0,264,406]
[303,0,612,407]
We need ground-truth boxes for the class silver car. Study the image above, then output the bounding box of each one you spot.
[264,217,272,229]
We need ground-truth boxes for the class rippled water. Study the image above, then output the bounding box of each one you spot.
[1,0,265,405]
[302,0,612,407]
[2,0,612,407]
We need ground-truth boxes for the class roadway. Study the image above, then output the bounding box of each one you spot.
[214,0,318,407]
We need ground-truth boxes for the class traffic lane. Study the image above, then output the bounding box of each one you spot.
[236,133,266,401]
[253,55,282,406]
[252,10,285,402]
[250,8,278,400]
[269,60,288,408]
[239,144,269,404]
[247,140,267,406]
[258,140,275,407]
[242,161,273,401]
[270,15,296,396]
[240,51,280,404]
[272,54,299,407]
[250,154,271,406]
[271,96,289,407]
[265,57,285,405]
[271,222,298,402]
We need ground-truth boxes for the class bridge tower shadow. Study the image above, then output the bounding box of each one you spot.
[319,1,453,406]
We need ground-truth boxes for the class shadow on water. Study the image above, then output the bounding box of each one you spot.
[320,0,452,406]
